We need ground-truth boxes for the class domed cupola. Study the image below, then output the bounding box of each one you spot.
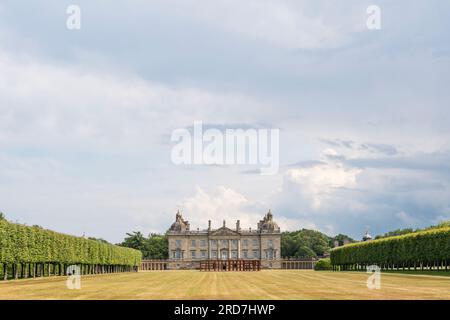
[257,210,280,233]
[169,210,190,232]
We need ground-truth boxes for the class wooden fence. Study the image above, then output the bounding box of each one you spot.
[200,259,260,271]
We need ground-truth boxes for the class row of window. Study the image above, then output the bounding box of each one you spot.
[172,250,277,260]
[175,239,274,248]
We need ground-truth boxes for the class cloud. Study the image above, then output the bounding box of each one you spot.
[0,48,276,154]
[1,0,450,243]
[181,186,314,232]
[284,160,362,210]
[182,186,263,230]
[175,0,364,50]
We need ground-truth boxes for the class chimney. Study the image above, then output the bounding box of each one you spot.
[236,220,240,232]
[208,220,211,231]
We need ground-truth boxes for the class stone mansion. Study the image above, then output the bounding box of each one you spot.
[166,210,282,269]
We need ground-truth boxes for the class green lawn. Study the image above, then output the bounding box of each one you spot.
[0,270,449,300]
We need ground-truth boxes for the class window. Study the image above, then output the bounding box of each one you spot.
[175,240,182,248]
[174,250,182,259]
[243,239,248,247]
[253,250,259,258]
[231,251,238,259]
[211,240,217,247]
[191,251,196,259]
[252,239,258,246]
[191,240,196,247]
[267,239,273,248]
[212,250,218,258]
[243,250,248,258]
[201,250,207,258]
[201,239,206,247]
[232,239,238,248]
[221,239,228,246]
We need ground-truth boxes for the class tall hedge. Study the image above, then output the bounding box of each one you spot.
[330,227,450,270]
[0,220,141,267]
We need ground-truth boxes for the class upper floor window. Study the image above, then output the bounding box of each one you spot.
[191,240,196,247]
[175,240,182,248]
[191,251,196,259]
[252,239,258,246]
[267,239,273,248]
[200,239,207,247]
[243,239,248,247]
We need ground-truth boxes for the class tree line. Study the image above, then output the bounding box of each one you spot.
[0,216,141,280]
[330,227,450,271]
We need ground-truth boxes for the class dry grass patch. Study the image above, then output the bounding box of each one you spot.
[0,270,449,300]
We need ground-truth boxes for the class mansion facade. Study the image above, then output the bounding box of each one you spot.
[166,210,282,269]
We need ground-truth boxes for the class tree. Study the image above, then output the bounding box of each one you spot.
[281,229,331,258]
[145,233,168,259]
[120,231,147,252]
[294,246,316,258]
[119,232,168,259]
[0,212,6,221]
[329,234,355,247]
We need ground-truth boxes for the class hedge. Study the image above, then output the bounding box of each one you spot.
[314,258,332,271]
[330,227,450,271]
[0,220,142,280]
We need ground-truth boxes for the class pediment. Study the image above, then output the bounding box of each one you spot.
[210,227,240,236]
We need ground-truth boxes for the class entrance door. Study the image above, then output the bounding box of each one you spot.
[220,250,228,260]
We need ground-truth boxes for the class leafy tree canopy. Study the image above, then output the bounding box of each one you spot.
[281,229,343,258]
[119,232,168,259]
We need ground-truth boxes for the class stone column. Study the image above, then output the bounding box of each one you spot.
[217,240,220,259]
[208,240,212,259]
[238,239,241,259]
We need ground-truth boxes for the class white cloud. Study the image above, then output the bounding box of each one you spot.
[182,186,261,230]
[181,185,313,232]
[284,153,362,209]
[176,0,361,49]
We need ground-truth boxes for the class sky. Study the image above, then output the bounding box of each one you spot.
[0,0,449,243]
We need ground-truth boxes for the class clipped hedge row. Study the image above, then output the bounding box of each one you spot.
[330,227,450,271]
[0,220,141,280]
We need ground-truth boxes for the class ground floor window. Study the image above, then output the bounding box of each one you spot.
[173,250,183,259]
